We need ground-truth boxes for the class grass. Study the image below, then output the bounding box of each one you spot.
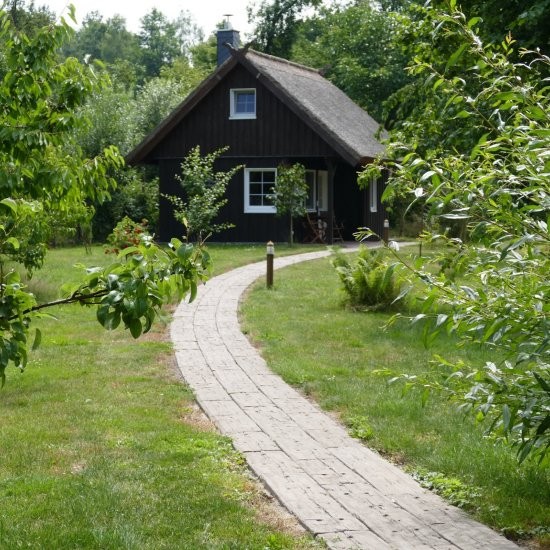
[240,252,550,547]
[0,244,322,549]
[205,242,323,275]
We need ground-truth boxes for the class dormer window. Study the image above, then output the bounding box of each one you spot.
[230,88,256,119]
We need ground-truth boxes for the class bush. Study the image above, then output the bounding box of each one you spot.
[104,217,150,254]
[331,247,403,311]
[92,168,158,243]
[164,146,241,243]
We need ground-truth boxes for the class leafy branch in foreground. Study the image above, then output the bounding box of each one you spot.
[360,3,550,463]
[0,226,210,385]
[0,10,210,385]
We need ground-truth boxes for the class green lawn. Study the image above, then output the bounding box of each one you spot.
[240,253,550,547]
[0,244,321,549]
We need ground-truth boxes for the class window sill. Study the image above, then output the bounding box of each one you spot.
[244,207,276,214]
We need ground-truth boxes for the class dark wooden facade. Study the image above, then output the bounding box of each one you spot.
[129,54,386,243]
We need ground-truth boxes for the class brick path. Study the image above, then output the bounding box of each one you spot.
[170,250,518,549]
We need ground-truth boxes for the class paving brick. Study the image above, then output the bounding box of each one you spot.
[232,431,280,452]
[321,530,392,550]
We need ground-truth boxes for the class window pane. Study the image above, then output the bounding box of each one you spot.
[263,172,275,184]
[249,171,261,183]
[250,183,262,194]
[235,91,255,113]
[249,195,262,206]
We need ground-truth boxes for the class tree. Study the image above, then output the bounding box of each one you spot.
[3,0,54,32]
[130,77,193,146]
[248,0,321,58]
[0,8,209,383]
[291,2,412,122]
[138,9,180,77]
[432,0,550,56]
[165,147,242,243]
[360,3,550,463]
[269,163,308,246]
[173,9,204,58]
[189,33,218,74]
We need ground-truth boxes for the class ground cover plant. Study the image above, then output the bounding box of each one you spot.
[240,252,550,547]
[0,245,321,549]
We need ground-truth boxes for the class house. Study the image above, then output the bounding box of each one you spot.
[126,22,387,244]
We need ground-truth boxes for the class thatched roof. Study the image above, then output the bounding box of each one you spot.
[242,50,385,164]
[126,48,384,167]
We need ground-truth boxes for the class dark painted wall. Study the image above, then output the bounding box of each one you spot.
[149,64,336,161]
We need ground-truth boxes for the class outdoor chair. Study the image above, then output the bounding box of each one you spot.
[304,212,327,244]
[332,217,345,243]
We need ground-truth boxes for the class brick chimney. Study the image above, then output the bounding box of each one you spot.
[217,15,240,66]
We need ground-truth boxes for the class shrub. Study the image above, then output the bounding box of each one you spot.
[92,169,159,243]
[105,217,150,255]
[331,246,403,311]
[164,146,242,243]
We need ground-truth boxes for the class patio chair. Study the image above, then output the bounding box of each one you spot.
[304,212,327,244]
[332,217,345,243]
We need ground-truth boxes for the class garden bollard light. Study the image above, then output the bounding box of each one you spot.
[266,241,274,288]
[383,219,390,244]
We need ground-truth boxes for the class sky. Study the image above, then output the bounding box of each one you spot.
[40,0,254,37]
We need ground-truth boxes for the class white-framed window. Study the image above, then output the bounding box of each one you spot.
[244,168,277,213]
[305,170,328,212]
[230,88,256,119]
[369,178,378,213]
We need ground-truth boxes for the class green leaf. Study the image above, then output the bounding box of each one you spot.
[5,237,20,250]
[535,415,550,436]
[420,170,436,182]
[502,404,511,431]
[533,372,550,394]
[446,43,468,70]
[128,318,142,338]
[0,198,18,212]
[189,280,198,303]
[177,243,194,262]
[467,16,481,29]
[32,328,41,351]
[455,110,471,119]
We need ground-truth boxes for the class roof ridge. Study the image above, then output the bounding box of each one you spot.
[244,48,321,75]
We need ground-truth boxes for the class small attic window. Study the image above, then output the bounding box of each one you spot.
[230,88,256,119]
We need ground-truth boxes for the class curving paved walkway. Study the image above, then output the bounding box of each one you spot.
[170,250,518,550]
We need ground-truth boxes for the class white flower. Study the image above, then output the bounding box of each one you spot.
[388,241,400,251]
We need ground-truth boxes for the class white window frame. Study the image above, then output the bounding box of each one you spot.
[230,88,256,119]
[305,170,328,212]
[244,168,277,214]
[369,178,378,213]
